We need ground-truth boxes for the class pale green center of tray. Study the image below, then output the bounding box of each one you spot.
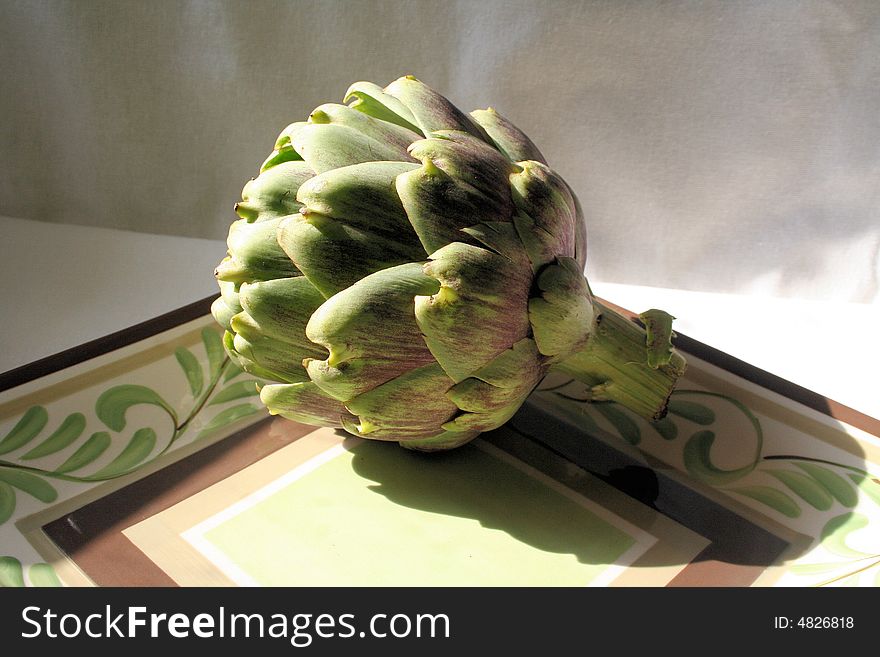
[200,440,638,586]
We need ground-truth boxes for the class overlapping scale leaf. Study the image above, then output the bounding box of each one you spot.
[234,161,314,222]
[528,256,595,358]
[230,314,309,383]
[344,81,422,134]
[222,331,278,382]
[261,122,307,172]
[459,222,531,264]
[342,363,460,439]
[211,281,242,350]
[308,103,421,152]
[277,213,426,299]
[212,76,601,449]
[444,338,546,432]
[304,262,440,401]
[290,123,414,174]
[470,108,547,164]
[415,241,532,383]
[214,218,300,285]
[296,161,425,249]
[279,161,427,298]
[237,278,325,352]
[398,429,481,452]
[384,76,489,141]
[568,182,588,269]
[397,131,518,254]
[225,276,328,384]
[511,161,578,268]
[260,381,357,428]
[212,279,242,320]
[412,131,516,210]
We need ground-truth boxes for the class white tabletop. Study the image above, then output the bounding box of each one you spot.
[4,216,878,419]
[2,216,225,371]
[590,281,879,420]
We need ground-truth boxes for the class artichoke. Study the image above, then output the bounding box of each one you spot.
[212,76,686,451]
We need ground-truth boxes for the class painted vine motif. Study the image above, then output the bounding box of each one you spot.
[0,328,265,586]
[3,333,878,586]
[0,555,60,587]
[530,378,880,587]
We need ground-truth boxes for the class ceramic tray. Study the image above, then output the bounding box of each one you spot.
[1,297,878,587]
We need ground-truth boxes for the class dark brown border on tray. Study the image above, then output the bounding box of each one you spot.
[0,295,217,394]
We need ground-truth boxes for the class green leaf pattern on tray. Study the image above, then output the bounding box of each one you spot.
[0,482,14,525]
[729,485,801,518]
[86,428,158,480]
[175,346,204,397]
[592,403,641,445]
[197,404,262,439]
[764,469,834,511]
[793,463,859,508]
[851,474,880,506]
[3,328,879,585]
[820,513,872,559]
[667,399,716,425]
[95,385,178,432]
[54,432,112,474]
[20,413,87,460]
[0,327,266,585]
[207,381,260,406]
[534,377,880,586]
[682,429,759,486]
[0,468,58,503]
[650,416,678,441]
[0,556,25,587]
[0,556,61,588]
[0,406,49,456]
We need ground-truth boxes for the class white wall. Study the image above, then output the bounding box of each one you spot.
[2,0,878,302]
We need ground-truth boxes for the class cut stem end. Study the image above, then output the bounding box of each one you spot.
[551,301,686,421]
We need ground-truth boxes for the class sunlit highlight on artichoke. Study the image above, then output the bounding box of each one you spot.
[213,76,685,451]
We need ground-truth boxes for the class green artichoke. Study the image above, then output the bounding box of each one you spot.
[212,76,686,451]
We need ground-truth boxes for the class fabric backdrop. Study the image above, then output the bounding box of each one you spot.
[2,0,878,303]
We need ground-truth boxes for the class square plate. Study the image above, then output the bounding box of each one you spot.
[2,297,878,587]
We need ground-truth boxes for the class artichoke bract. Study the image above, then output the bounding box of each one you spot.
[212,76,686,451]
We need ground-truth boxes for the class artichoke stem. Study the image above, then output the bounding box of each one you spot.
[551,300,686,421]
